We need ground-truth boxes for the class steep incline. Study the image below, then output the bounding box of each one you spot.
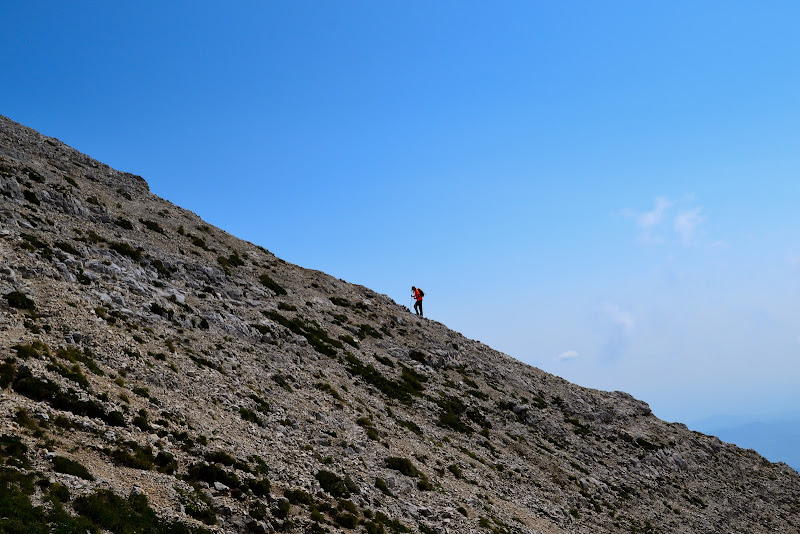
[1,114,798,533]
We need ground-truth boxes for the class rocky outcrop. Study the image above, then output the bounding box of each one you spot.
[0,113,798,534]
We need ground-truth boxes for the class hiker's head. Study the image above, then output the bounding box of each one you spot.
[411,286,416,291]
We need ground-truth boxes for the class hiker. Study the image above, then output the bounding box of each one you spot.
[411,286,423,317]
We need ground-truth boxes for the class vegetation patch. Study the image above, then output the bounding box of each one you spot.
[436,395,473,434]
[111,441,156,471]
[10,365,124,426]
[375,476,394,496]
[75,489,212,533]
[54,240,82,256]
[217,252,245,273]
[408,350,427,364]
[52,456,94,480]
[357,323,383,340]
[186,462,240,490]
[5,291,36,311]
[115,218,134,230]
[13,341,49,359]
[140,219,165,234]
[0,435,30,468]
[259,273,287,295]
[316,470,359,499]
[330,296,351,307]
[239,407,264,427]
[264,310,342,357]
[344,354,424,404]
[23,190,40,205]
[46,359,90,389]
[385,456,421,478]
[110,241,142,261]
[315,382,343,401]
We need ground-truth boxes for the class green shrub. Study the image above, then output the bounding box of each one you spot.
[436,395,472,434]
[335,512,358,528]
[315,382,343,401]
[344,354,423,404]
[149,302,174,320]
[111,442,156,471]
[248,477,271,497]
[13,341,48,359]
[217,253,245,272]
[0,360,14,389]
[248,393,271,414]
[148,258,172,278]
[115,218,134,230]
[0,434,29,468]
[75,489,212,532]
[448,464,463,479]
[5,291,35,311]
[264,310,341,357]
[23,190,40,205]
[408,350,426,364]
[46,361,90,389]
[357,323,383,339]
[140,219,165,234]
[316,470,358,498]
[52,456,94,480]
[284,488,313,505]
[54,241,82,256]
[12,366,121,425]
[375,477,393,496]
[385,457,420,478]
[154,451,177,474]
[259,273,287,296]
[330,296,351,307]
[56,346,103,376]
[274,498,291,519]
[186,463,240,489]
[239,408,264,426]
[48,482,71,502]
[110,241,142,261]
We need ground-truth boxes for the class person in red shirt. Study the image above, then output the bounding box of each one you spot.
[411,286,423,317]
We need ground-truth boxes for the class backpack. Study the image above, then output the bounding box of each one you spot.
[418,288,424,298]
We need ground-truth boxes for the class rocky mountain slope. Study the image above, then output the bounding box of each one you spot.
[1,113,798,534]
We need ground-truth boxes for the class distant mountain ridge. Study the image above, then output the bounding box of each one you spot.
[1,113,799,533]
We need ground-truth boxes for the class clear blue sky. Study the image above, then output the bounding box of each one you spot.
[3,2,800,429]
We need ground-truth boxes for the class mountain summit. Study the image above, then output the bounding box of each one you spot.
[1,114,798,533]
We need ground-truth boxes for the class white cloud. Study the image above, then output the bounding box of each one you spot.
[557,350,580,361]
[674,208,704,245]
[603,303,635,334]
[628,197,673,243]
[600,302,635,362]
[622,196,710,247]
[638,197,672,231]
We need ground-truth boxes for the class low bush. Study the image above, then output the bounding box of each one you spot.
[52,456,94,480]
[259,273,287,296]
[5,291,35,311]
[316,470,358,498]
[110,241,142,261]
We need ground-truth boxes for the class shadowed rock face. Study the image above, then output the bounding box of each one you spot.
[0,113,798,534]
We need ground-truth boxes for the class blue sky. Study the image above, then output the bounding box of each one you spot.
[3,2,800,439]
